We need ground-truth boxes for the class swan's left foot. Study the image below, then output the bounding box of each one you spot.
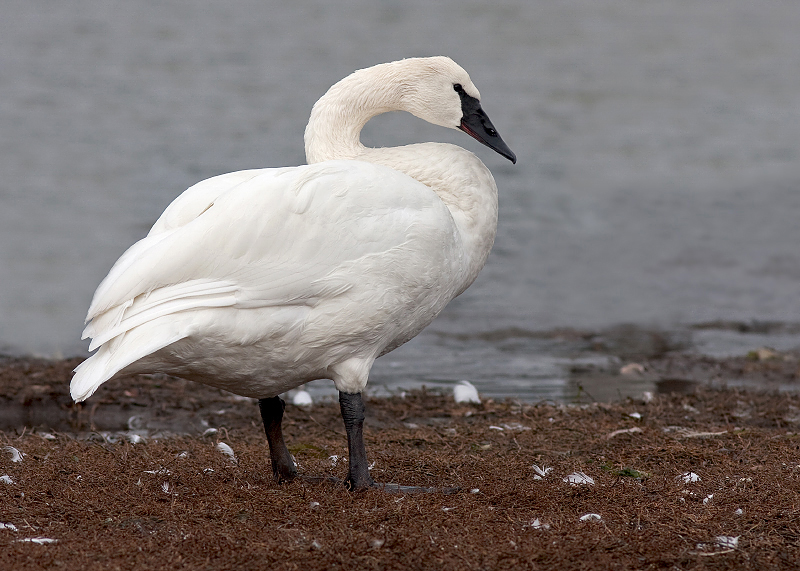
[258,396,297,483]
[296,476,446,493]
[339,391,375,490]
[338,391,456,494]
[370,482,456,494]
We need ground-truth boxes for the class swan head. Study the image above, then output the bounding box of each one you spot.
[306,56,516,164]
[399,57,516,164]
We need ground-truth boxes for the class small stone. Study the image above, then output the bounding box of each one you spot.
[715,536,739,549]
[579,513,602,522]
[620,363,645,375]
[18,538,57,544]
[746,347,780,361]
[528,518,550,530]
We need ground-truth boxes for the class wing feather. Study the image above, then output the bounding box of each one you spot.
[147,169,276,236]
[84,161,451,354]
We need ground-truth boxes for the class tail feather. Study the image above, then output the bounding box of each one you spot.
[71,321,189,402]
[87,289,235,352]
[73,278,241,401]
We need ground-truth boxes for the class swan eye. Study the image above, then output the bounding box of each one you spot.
[453,83,464,93]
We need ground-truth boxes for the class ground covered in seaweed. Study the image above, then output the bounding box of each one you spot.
[1,356,800,570]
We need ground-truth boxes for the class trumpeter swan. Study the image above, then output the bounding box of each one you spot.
[72,56,515,490]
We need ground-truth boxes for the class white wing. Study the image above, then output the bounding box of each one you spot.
[147,168,290,236]
[72,160,457,400]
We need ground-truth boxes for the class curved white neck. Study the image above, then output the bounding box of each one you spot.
[304,63,405,164]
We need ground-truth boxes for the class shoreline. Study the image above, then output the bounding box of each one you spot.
[1,348,799,436]
[2,355,800,569]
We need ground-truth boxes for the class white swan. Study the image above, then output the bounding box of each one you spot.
[72,56,515,489]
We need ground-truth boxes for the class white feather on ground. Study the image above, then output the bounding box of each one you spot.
[564,472,595,486]
[4,446,23,463]
[453,380,481,404]
[292,389,313,406]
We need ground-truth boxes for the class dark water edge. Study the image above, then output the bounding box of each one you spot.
[5,320,798,428]
[1,336,799,439]
[361,320,800,403]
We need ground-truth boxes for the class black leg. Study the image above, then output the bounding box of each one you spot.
[339,391,375,490]
[258,396,297,483]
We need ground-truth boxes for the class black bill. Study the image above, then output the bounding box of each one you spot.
[456,88,516,164]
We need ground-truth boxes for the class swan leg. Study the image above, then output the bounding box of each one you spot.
[337,391,454,494]
[258,396,298,483]
[339,391,375,490]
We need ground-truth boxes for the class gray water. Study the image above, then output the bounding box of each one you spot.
[2,1,800,401]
